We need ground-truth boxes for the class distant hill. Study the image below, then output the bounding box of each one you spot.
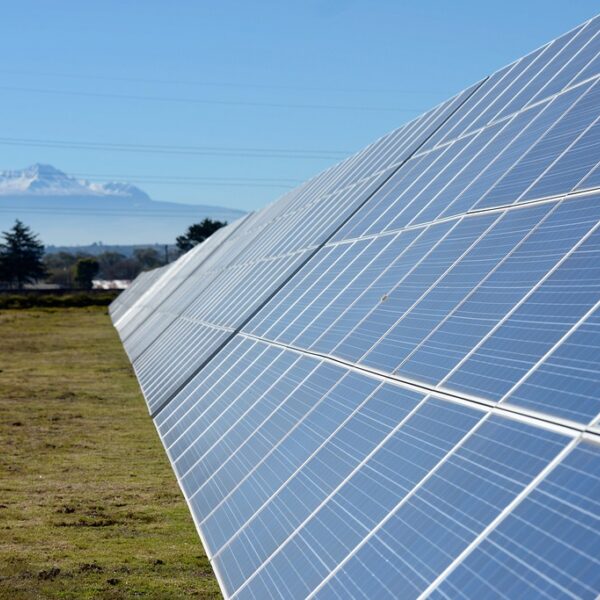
[0,164,246,245]
[45,243,176,258]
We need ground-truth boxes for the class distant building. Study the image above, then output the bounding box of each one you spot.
[92,279,130,290]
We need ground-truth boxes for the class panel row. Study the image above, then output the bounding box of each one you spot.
[110,14,600,599]
[333,74,600,241]
[151,336,599,599]
[246,194,600,425]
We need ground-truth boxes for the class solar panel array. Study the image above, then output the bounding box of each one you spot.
[111,15,600,599]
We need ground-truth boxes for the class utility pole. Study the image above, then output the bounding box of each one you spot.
[164,244,169,265]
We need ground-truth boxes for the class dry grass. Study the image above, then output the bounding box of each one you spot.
[0,307,221,599]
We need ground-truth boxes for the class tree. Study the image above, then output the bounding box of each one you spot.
[44,251,89,287]
[0,220,46,289]
[133,247,162,270]
[176,218,227,253]
[74,258,100,289]
[96,251,127,279]
[96,252,140,280]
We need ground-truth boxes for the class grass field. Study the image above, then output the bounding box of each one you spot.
[0,307,221,599]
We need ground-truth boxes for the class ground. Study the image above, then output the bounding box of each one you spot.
[0,307,221,599]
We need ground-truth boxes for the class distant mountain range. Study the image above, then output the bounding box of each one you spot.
[0,164,246,245]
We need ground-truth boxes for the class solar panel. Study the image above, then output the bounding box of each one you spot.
[112,14,600,599]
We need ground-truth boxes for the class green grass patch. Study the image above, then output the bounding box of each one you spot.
[0,292,120,309]
[0,307,221,599]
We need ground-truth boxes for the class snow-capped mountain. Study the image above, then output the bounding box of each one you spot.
[0,164,246,245]
[87,180,150,200]
[0,164,151,200]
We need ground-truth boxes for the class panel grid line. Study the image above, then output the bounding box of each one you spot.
[300,413,494,600]
[238,331,597,440]
[416,438,580,600]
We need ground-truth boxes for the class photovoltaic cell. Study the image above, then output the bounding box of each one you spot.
[111,14,600,599]
[431,441,600,600]
[307,417,569,600]
[504,308,600,423]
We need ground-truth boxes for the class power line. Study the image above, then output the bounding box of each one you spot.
[66,172,300,188]
[0,68,447,95]
[0,206,244,219]
[68,172,302,184]
[1,136,349,155]
[0,136,349,159]
[89,180,294,188]
[0,85,423,113]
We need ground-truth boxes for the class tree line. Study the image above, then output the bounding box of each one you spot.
[0,218,227,290]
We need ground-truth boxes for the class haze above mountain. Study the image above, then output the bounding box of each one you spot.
[0,164,246,245]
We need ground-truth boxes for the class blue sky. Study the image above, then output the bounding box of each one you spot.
[0,0,598,211]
